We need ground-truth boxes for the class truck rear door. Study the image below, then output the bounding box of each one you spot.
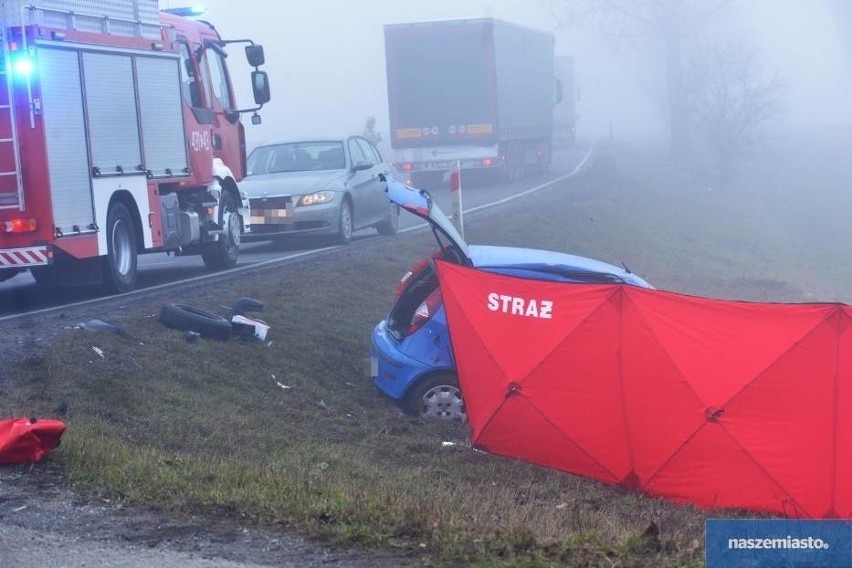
[385,20,497,149]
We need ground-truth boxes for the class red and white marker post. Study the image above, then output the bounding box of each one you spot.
[449,159,464,237]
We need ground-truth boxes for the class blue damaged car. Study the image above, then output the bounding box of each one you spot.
[370,175,652,421]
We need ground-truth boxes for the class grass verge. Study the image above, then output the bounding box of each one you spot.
[4,134,850,567]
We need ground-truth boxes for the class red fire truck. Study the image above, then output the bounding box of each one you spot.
[0,1,270,293]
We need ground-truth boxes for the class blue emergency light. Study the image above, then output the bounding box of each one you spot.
[13,56,32,77]
[162,6,207,18]
[6,52,34,82]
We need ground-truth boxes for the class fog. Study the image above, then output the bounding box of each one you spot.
[165,0,852,151]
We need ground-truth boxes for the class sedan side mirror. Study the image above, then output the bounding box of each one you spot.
[352,160,372,171]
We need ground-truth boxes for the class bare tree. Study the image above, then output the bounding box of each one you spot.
[687,41,783,184]
[550,0,732,156]
[828,0,852,80]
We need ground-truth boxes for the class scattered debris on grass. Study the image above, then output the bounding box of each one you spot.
[158,297,270,341]
[272,374,291,390]
[76,319,125,335]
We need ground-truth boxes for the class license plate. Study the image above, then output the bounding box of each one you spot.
[250,209,288,224]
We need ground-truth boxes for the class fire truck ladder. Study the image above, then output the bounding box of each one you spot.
[0,22,24,212]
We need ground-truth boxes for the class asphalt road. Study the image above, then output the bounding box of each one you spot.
[0,145,591,319]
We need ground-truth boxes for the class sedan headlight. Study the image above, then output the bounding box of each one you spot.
[298,191,335,206]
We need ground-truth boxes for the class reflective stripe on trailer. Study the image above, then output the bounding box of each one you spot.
[0,246,51,268]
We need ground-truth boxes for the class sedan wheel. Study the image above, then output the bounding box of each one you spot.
[337,199,353,244]
[376,202,399,235]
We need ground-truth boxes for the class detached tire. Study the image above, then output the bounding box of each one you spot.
[159,303,232,340]
[403,372,466,422]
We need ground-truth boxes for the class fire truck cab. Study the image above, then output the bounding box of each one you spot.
[0,1,270,293]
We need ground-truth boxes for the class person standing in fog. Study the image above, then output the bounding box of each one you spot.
[363,116,382,146]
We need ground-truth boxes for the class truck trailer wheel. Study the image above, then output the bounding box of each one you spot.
[101,201,138,294]
[502,142,524,183]
[202,190,240,270]
[535,141,552,175]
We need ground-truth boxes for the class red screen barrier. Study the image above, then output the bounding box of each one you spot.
[436,261,852,518]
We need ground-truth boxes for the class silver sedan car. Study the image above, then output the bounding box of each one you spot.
[240,136,399,244]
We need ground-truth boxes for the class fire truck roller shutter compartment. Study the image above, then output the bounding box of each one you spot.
[135,55,188,179]
[37,47,95,236]
[81,51,153,252]
[82,52,143,179]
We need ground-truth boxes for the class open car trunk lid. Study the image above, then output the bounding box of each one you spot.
[383,174,471,264]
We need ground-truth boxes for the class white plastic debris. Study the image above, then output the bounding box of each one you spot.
[91,346,105,358]
[271,374,291,390]
[231,314,270,341]
[77,319,124,334]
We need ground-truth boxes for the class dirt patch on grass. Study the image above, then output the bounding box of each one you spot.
[0,463,418,567]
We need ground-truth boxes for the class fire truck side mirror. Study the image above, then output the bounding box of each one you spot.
[245,45,265,67]
[252,71,271,105]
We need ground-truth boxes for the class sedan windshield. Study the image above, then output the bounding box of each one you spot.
[247,141,346,174]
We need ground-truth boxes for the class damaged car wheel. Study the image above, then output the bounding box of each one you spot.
[403,372,467,422]
[159,303,232,340]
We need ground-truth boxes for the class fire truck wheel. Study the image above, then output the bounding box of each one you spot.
[202,190,240,270]
[102,202,138,294]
